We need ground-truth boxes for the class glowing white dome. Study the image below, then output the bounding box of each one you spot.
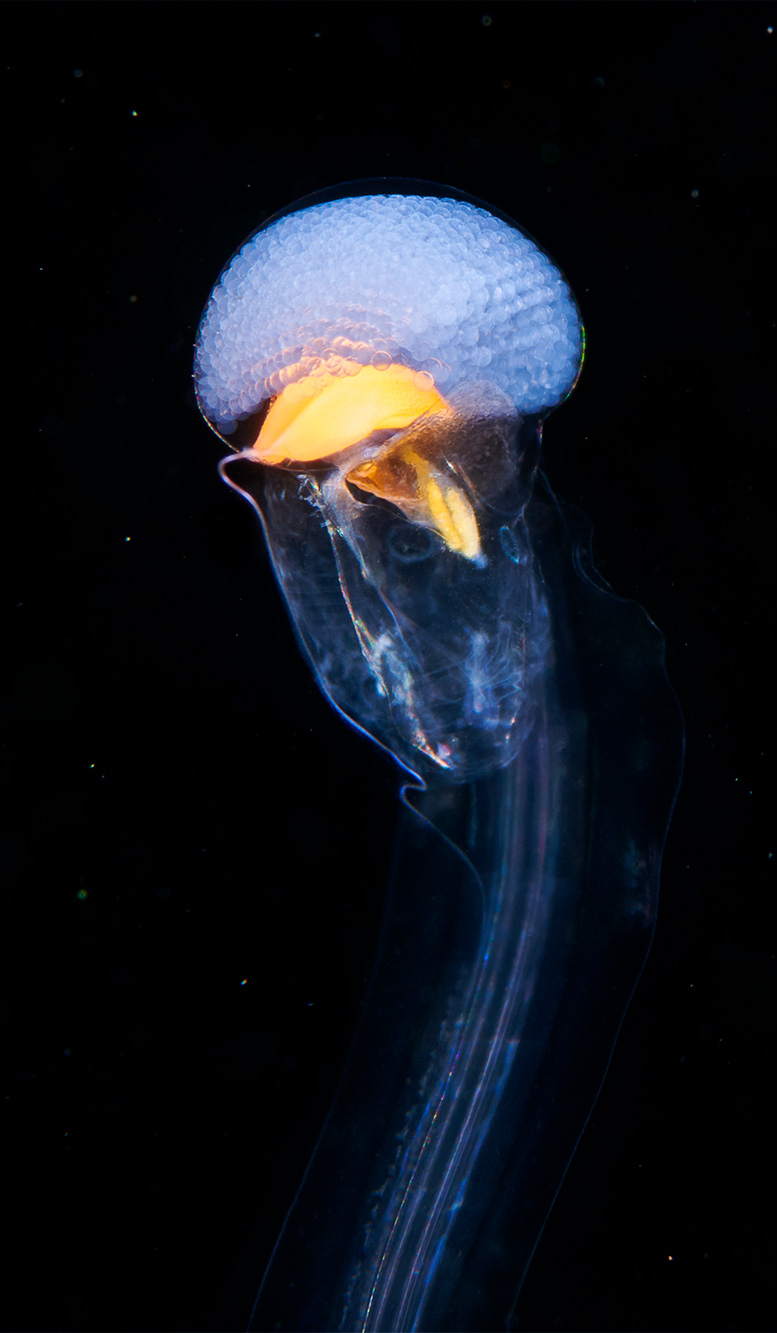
[194,192,583,437]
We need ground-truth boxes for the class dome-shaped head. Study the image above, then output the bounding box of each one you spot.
[195,182,582,436]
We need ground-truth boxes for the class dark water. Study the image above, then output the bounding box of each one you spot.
[2,5,771,1331]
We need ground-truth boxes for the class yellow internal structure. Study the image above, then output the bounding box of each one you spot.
[253,361,482,561]
[254,363,447,465]
[349,447,482,562]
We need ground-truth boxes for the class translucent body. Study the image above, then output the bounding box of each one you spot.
[193,184,682,1330]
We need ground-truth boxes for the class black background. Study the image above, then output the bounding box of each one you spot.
[2,4,773,1331]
